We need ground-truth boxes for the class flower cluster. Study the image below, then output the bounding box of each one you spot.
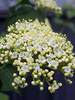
[29,0,61,13]
[0,18,75,93]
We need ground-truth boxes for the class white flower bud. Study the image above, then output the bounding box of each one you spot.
[48,86,51,90]
[34,75,38,78]
[12,82,15,86]
[40,87,44,91]
[31,81,36,85]
[13,73,17,77]
[24,83,28,87]
[22,78,26,82]
[40,82,43,86]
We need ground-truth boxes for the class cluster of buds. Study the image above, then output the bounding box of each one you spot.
[0,18,75,93]
[29,0,62,14]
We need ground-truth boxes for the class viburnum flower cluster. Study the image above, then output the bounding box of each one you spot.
[29,0,61,13]
[0,18,75,93]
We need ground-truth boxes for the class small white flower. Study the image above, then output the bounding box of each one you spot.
[42,43,47,49]
[15,40,21,47]
[46,53,56,59]
[27,46,33,51]
[48,60,58,69]
[11,52,18,59]
[38,56,46,63]
[54,49,65,57]
[34,44,42,52]
[19,52,25,58]
[14,77,20,84]
[6,44,10,49]
[35,65,41,71]
[22,35,30,42]
[64,67,71,73]
[47,39,57,48]
[25,52,31,58]
[21,65,29,72]
[72,59,75,65]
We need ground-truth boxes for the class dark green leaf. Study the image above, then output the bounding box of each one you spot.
[0,93,9,100]
[0,64,16,91]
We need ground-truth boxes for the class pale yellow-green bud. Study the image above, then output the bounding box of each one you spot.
[24,83,28,87]
[48,86,52,91]
[58,83,62,87]
[22,78,26,82]
[34,75,38,78]
[40,82,43,86]
[12,82,16,86]
[13,73,17,77]
[31,81,36,85]
[40,87,44,91]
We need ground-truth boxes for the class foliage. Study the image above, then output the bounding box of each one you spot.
[0,64,15,91]
[0,93,9,100]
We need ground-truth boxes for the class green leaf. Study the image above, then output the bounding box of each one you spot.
[16,0,28,4]
[0,64,16,91]
[7,5,46,26]
[0,93,9,100]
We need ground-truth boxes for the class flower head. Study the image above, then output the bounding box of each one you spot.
[0,18,75,93]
